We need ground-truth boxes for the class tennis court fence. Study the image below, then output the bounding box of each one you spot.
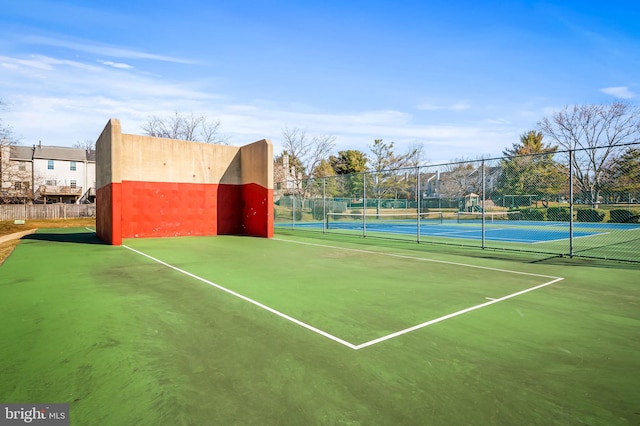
[275,143,640,263]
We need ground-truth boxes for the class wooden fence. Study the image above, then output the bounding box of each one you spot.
[0,204,96,221]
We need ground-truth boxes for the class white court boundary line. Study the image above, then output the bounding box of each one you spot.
[273,238,561,279]
[356,276,563,349]
[531,231,610,244]
[122,245,359,350]
[117,237,563,351]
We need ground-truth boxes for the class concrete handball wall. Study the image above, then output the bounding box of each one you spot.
[96,118,273,245]
[240,139,274,237]
[96,119,120,245]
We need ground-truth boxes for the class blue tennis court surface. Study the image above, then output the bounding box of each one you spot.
[277,220,640,244]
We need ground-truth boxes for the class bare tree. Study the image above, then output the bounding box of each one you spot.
[275,126,336,217]
[539,102,640,206]
[0,100,29,203]
[281,127,336,178]
[142,112,230,144]
[72,140,96,153]
[438,159,478,200]
[0,99,15,146]
[367,139,419,214]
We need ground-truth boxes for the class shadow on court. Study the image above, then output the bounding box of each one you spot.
[22,231,106,245]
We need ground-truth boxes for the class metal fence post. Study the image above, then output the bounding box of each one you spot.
[417,167,421,243]
[363,172,367,238]
[292,190,295,230]
[481,160,486,249]
[569,149,574,257]
[322,178,326,233]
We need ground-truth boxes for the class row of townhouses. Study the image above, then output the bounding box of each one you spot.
[0,143,96,204]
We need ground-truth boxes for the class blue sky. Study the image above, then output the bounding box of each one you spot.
[1,0,638,163]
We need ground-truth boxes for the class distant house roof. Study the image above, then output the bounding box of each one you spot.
[7,145,95,162]
[9,146,33,161]
[33,145,89,161]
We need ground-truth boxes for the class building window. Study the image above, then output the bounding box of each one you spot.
[70,161,77,171]
[14,182,21,190]
[70,180,77,189]
[19,163,26,171]
[48,159,54,170]
[46,180,55,186]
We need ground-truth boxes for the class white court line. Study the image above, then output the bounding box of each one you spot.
[354,276,563,350]
[430,228,482,236]
[119,238,564,351]
[272,238,564,349]
[122,245,358,350]
[531,231,610,244]
[273,238,561,279]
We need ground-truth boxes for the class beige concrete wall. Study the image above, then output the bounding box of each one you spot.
[120,134,243,184]
[95,119,122,188]
[240,139,273,188]
[96,119,273,188]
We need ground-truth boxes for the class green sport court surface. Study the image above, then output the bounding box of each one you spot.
[1,227,639,425]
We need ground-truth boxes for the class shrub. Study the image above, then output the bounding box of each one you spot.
[547,207,571,221]
[293,209,302,221]
[576,209,605,222]
[506,211,521,220]
[609,209,640,223]
[518,208,545,221]
[350,209,362,220]
[312,204,324,220]
[332,201,347,214]
[312,201,348,220]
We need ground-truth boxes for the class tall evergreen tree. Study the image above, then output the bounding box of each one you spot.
[496,131,566,206]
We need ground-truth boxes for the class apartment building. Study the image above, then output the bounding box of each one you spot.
[0,143,96,204]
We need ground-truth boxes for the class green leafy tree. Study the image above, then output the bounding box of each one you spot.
[602,147,640,203]
[310,158,340,198]
[329,150,368,175]
[327,150,368,199]
[496,131,566,205]
[313,159,336,178]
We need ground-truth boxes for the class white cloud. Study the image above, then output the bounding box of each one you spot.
[600,86,636,99]
[0,50,520,163]
[0,54,101,73]
[98,60,133,69]
[416,101,471,111]
[23,35,197,64]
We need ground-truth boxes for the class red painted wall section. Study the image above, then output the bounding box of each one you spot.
[96,185,112,244]
[217,184,244,235]
[120,181,217,238]
[99,181,271,242]
[96,183,122,245]
[242,183,274,238]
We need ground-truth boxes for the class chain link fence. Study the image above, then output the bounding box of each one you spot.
[275,143,640,263]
